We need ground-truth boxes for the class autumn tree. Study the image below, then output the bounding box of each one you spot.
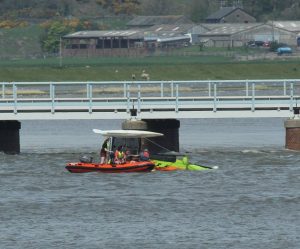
[96,0,140,15]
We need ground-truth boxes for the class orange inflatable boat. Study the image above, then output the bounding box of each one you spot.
[66,161,155,173]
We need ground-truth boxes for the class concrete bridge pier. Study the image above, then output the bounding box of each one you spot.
[122,119,180,160]
[0,121,21,154]
[285,108,300,151]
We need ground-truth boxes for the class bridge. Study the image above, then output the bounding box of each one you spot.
[1,79,300,154]
[1,80,299,120]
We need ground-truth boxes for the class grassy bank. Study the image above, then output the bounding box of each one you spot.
[1,56,300,81]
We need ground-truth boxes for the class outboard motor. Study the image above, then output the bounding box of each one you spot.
[79,155,93,163]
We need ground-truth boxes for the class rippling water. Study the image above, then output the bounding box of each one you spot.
[1,118,299,249]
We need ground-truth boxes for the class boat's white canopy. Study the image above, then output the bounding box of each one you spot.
[93,129,163,138]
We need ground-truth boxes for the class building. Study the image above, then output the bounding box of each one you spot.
[143,24,209,45]
[62,19,300,57]
[269,21,300,46]
[62,30,146,57]
[270,21,300,33]
[62,24,197,57]
[62,15,196,58]
[205,7,256,23]
[199,23,297,48]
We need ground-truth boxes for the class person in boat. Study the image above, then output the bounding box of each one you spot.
[114,145,126,164]
[140,148,150,161]
[100,138,110,164]
[125,148,132,161]
[108,145,115,164]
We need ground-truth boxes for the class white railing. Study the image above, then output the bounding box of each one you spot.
[0,80,299,119]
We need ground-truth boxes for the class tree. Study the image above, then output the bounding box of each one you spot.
[1,0,300,23]
[40,18,84,53]
[96,0,140,15]
[40,21,68,53]
[40,17,99,54]
[281,2,300,20]
[140,0,178,15]
[187,0,218,22]
[113,0,140,15]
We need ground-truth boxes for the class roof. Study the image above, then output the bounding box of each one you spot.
[206,7,239,20]
[201,23,262,35]
[142,24,193,42]
[201,22,296,37]
[92,129,163,138]
[269,21,300,32]
[144,24,195,33]
[127,15,194,26]
[63,28,191,43]
[63,30,143,39]
[144,32,190,42]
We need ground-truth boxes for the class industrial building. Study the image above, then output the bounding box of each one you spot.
[199,22,299,48]
[62,17,300,57]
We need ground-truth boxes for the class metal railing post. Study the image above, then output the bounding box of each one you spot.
[251,83,255,112]
[13,83,17,114]
[49,83,52,99]
[50,83,55,114]
[171,81,174,97]
[126,84,130,113]
[88,83,93,114]
[208,81,211,97]
[161,82,164,97]
[2,83,5,99]
[283,80,287,96]
[290,82,294,111]
[213,83,217,112]
[175,84,179,112]
[246,80,249,97]
[137,84,141,113]
[124,83,127,98]
[86,83,89,98]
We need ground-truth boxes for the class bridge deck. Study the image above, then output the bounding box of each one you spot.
[1,80,299,119]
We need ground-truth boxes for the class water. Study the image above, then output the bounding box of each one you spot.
[1,118,299,249]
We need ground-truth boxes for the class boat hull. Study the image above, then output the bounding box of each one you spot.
[153,159,212,171]
[66,161,155,173]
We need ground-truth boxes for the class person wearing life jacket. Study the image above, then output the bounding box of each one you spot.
[114,146,125,164]
[140,148,150,161]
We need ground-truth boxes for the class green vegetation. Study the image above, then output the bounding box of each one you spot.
[0,0,299,22]
[1,0,299,58]
[0,1,299,82]
[0,25,43,59]
[1,56,300,81]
